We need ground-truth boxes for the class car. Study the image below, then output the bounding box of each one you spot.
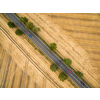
[81,81,85,85]
[68,70,72,73]
[29,34,32,38]
[59,60,61,62]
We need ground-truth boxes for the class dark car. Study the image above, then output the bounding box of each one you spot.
[81,81,85,85]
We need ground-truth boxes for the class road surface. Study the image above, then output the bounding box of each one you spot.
[5,13,89,88]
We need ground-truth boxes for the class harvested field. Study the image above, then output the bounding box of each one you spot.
[17,13,100,87]
[0,14,75,88]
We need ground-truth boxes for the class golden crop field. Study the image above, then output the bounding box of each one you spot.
[17,13,100,87]
[0,14,76,88]
[0,29,59,88]
[46,13,100,75]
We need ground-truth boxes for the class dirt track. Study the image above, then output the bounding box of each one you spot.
[17,13,100,87]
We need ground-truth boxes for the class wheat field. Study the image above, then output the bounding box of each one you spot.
[0,14,75,88]
[17,13,100,87]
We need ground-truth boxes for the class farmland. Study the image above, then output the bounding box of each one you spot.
[17,13,100,87]
[0,14,76,88]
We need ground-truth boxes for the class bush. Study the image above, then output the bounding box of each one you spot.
[36,27,40,31]
[32,27,40,33]
[75,71,83,79]
[15,29,23,36]
[63,58,72,66]
[58,72,68,82]
[26,22,34,30]
[50,63,58,72]
[19,17,28,24]
[32,28,37,32]
[49,43,57,52]
[7,21,16,28]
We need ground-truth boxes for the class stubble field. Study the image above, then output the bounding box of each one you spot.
[0,14,76,88]
[17,13,100,87]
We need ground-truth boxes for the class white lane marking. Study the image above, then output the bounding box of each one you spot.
[12,13,86,88]
[70,74,85,88]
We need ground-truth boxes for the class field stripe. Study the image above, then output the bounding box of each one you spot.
[19,71,23,88]
[0,26,61,88]
[50,15,100,22]
[26,75,30,88]
[0,49,6,69]
[10,64,17,88]
[2,55,12,88]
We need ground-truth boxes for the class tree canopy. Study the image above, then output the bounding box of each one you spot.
[15,29,23,36]
[19,17,28,24]
[75,71,83,79]
[58,72,68,82]
[49,43,57,52]
[50,63,58,72]
[26,22,34,30]
[7,21,16,28]
[32,27,40,32]
[63,58,72,66]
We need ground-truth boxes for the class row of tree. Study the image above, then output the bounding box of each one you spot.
[7,21,23,36]
[50,58,72,82]
[7,16,83,82]
[7,16,41,36]
[7,17,57,52]
[50,63,68,82]
[19,17,40,33]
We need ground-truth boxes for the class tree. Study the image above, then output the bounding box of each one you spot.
[32,27,40,32]
[32,27,40,34]
[58,72,68,82]
[50,63,58,72]
[63,58,72,66]
[19,17,28,24]
[15,29,23,36]
[36,27,40,31]
[26,22,34,30]
[7,22,15,28]
[49,43,57,52]
[75,71,83,79]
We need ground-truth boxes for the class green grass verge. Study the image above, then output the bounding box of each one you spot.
[13,13,93,88]
[81,78,93,88]
[67,79,78,88]
[13,13,20,18]
[24,36,53,64]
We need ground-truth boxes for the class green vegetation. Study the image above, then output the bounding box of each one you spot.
[49,43,57,52]
[32,27,40,33]
[50,63,58,72]
[75,71,83,79]
[38,49,44,55]
[13,13,92,87]
[26,22,34,30]
[58,72,68,82]
[24,36,53,64]
[67,79,78,88]
[19,17,28,24]
[7,21,16,28]
[63,58,72,66]
[81,78,93,88]
[15,29,23,36]
[13,13,20,18]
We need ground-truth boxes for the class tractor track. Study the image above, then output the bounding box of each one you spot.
[0,26,61,88]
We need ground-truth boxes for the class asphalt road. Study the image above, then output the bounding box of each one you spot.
[5,13,89,88]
